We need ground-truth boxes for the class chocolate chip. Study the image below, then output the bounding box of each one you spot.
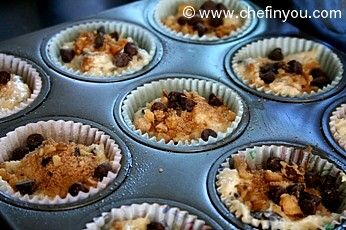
[68,183,88,196]
[304,171,321,188]
[188,15,203,26]
[124,42,138,58]
[209,17,223,27]
[110,31,119,41]
[96,26,105,35]
[167,91,184,109]
[0,71,11,85]
[15,180,35,195]
[299,192,321,215]
[147,222,165,230]
[260,63,277,74]
[177,16,188,25]
[208,93,223,106]
[321,175,337,188]
[151,102,167,112]
[321,189,340,212]
[267,186,286,204]
[268,48,284,61]
[94,162,113,180]
[266,157,282,172]
[41,156,52,167]
[180,97,196,112]
[47,171,53,177]
[60,49,75,63]
[193,23,207,37]
[74,147,80,157]
[287,60,303,74]
[200,0,217,10]
[168,91,184,103]
[284,165,301,182]
[114,53,132,67]
[201,128,217,141]
[286,183,305,199]
[94,33,104,49]
[310,77,329,88]
[11,147,30,161]
[260,71,276,84]
[310,68,327,79]
[26,134,44,151]
[273,61,287,71]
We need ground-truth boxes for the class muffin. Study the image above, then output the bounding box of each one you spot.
[232,37,343,98]
[154,0,253,41]
[0,71,30,112]
[85,203,212,230]
[133,90,236,143]
[0,134,113,198]
[0,54,42,119]
[59,25,151,76]
[122,78,244,147]
[162,0,243,38]
[329,103,346,150]
[0,120,122,205]
[216,145,346,229]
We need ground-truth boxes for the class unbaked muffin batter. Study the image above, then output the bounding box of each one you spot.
[235,48,330,97]
[0,134,113,198]
[59,26,151,76]
[162,1,243,38]
[0,71,30,111]
[134,91,236,143]
[217,153,342,229]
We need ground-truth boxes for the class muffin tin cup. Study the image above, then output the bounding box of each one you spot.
[84,202,212,230]
[117,75,249,152]
[41,19,163,82]
[0,118,131,210]
[322,97,346,158]
[147,0,258,44]
[329,104,346,150]
[227,36,344,101]
[0,54,47,121]
[207,142,346,229]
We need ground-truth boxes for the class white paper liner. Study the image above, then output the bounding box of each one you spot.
[329,104,346,150]
[0,53,42,119]
[0,120,122,205]
[46,20,156,78]
[85,203,211,230]
[216,145,346,229]
[121,78,244,146]
[232,37,344,98]
[154,0,253,42]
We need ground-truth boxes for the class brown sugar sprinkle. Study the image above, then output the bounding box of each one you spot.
[73,30,128,56]
[0,138,109,198]
[134,91,236,143]
[232,154,341,220]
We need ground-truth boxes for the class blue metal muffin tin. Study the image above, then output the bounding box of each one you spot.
[0,0,345,229]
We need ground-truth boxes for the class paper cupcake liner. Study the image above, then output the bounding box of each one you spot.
[85,203,211,230]
[0,120,122,205]
[216,145,346,229]
[46,20,156,78]
[329,104,346,150]
[154,0,254,41]
[0,53,42,119]
[232,37,344,98]
[121,78,244,146]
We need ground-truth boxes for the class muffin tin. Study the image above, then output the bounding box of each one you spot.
[0,0,346,229]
